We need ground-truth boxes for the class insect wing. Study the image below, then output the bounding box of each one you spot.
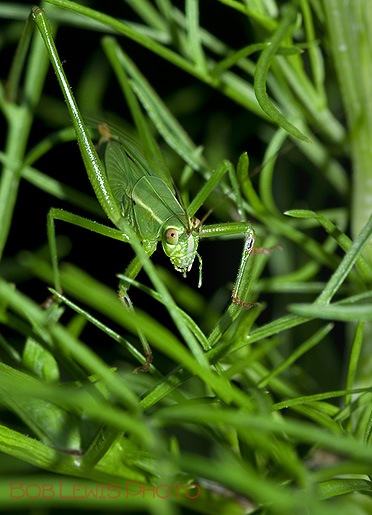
[132,176,186,240]
[99,139,137,207]
[99,134,187,241]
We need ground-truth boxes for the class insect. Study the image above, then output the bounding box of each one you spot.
[33,7,269,371]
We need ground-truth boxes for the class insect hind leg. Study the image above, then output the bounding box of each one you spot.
[119,290,153,373]
[118,249,156,373]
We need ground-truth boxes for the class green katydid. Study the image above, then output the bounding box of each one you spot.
[32,7,264,371]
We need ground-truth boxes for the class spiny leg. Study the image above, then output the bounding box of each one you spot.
[47,208,155,371]
[231,233,259,309]
[192,158,280,307]
[118,242,157,373]
[200,222,281,308]
[188,159,257,307]
[47,208,130,292]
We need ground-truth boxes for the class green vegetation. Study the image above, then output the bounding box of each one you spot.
[1,1,372,513]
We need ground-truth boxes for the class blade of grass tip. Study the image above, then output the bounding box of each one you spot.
[0,332,22,363]
[254,2,311,143]
[317,478,372,500]
[275,51,345,144]
[237,152,266,215]
[228,160,247,223]
[23,165,103,216]
[335,291,372,305]
[186,0,208,75]
[363,403,372,446]
[219,313,311,356]
[187,159,233,217]
[132,75,204,171]
[23,127,77,165]
[288,291,372,322]
[293,123,349,197]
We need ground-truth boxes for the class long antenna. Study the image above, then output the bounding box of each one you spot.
[199,136,298,226]
[172,178,192,232]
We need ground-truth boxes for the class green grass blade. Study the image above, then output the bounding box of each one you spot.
[0,16,51,261]
[345,321,364,408]
[315,213,372,304]
[254,3,311,143]
[186,0,208,75]
[289,303,372,321]
[258,323,334,387]
[285,209,372,283]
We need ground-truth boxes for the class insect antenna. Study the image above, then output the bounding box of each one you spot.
[199,136,299,226]
[171,178,192,233]
[198,94,355,227]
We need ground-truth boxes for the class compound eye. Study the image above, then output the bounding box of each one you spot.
[165,228,179,245]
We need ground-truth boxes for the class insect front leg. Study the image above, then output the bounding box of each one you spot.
[199,222,259,309]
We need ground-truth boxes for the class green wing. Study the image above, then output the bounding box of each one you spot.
[98,132,184,239]
[132,176,186,241]
[99,128,174,190]
[99,135,174,195]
